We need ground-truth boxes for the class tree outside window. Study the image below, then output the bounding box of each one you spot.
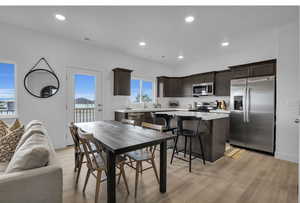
[130,79,153,103]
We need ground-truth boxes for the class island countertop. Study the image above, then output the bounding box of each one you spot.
[114,108,188,113]
[155,111,229,120]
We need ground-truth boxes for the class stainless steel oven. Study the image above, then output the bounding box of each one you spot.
[192,82,214,96]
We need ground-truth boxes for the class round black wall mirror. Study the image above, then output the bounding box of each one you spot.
[24,58,60,98]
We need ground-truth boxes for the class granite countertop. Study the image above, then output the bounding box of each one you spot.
[155,111,229,121]
[114,108,188,113]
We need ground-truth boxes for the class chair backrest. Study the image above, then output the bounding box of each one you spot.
[69,122,81,151]
[77,128,107,170]
[141,122,164,156]
[141,122,164,132]
[121,119,136,126]
[175,116,202,135]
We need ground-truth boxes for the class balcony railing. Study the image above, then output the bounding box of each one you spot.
[74,107,95,123]
[0,110,15,116]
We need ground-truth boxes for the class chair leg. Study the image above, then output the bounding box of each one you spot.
[184,136,187,157]
[83,169,91,193]
[74,152,78,172]
[76,153,84,185]
[117,168,122,185]
[151,158,159,184]
[120,164,130,195]
[135,161,141,198]
[189,137,192,172]
[170,135,179,164]
[95,170,102,203]
[198,135,206,165]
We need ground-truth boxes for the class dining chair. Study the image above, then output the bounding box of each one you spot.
[77,128,130,203]
[121,121,162,198]
[69,122,85,185]
[121,118,136,126]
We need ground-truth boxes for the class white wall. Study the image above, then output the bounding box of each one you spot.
[171,22,299,163]
[0,22,173,149]
[276,22,299,163]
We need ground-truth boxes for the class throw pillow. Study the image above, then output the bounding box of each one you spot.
[15,125,46,151]
[25,120,43,131]
[0,120,8,138]
[5,132,49,173]
[0,126,24,162]
[9,119,21,131]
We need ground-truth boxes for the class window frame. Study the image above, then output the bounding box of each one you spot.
[0,61,18,119]
[130,77,156,104]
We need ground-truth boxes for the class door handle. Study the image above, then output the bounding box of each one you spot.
[246,88,250,123]
[294,118,300,124]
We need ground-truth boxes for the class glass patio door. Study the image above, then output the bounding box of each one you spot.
[66,67,103,144]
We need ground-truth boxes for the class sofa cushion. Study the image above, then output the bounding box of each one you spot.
[5,132,50,173]
[16,125,47,151]
[0,120,8,138]
[25,120,43,131]
[0,126,24,162]
[9,119,21,131]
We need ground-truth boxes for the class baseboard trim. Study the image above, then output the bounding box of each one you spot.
[275,152,298,163]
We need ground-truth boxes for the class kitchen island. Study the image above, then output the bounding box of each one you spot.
[156,111,229,162]
[114,108,186,126]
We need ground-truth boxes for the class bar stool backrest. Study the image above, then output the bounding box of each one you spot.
[175,116,202,136]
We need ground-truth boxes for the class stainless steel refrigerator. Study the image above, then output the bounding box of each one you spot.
[230,76,275,154]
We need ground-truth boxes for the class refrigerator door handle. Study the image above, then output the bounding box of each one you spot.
[243,88,247,123]
[246,88,250,122]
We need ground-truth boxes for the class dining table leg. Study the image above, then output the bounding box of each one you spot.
[107,151,116,203]
[159,140,167,193]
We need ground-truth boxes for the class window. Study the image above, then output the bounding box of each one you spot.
[0,62,16,117]
[130,78,154,103]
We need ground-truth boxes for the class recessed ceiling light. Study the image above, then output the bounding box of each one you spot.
[221,41,229,47]
[185,16,195,23]
[139,41,146,47]
[177,55,184,60]
[55,14,66,21]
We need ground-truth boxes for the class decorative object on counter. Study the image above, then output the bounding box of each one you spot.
[216,100,227,110]
[24,57,59,98]
[168,100,179,108]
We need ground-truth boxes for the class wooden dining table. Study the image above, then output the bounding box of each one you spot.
[75,120,176,203]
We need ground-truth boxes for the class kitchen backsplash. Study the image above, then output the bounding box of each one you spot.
[157,96,230,109]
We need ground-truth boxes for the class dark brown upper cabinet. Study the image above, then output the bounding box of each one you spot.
[157,77,183,97]
[214,70,231,96]
[230,59,276,79]
[157,59,276,98]
[113,68,133,96]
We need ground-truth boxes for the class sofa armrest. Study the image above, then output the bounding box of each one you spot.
[0,165,62,203]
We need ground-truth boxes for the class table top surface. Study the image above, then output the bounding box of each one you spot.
[75,120,175,154]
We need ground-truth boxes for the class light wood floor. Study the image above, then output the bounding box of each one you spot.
[57,147,298,203]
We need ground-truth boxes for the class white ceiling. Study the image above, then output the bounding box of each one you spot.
[0,6,297,66]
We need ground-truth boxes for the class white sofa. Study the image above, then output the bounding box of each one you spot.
[0,121,63,203]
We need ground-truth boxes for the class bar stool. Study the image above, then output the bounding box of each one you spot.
[170,115,206,172]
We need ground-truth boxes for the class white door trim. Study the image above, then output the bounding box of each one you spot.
[65,66,104,145]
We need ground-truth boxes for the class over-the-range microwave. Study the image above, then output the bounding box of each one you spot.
[192,82,214,96]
